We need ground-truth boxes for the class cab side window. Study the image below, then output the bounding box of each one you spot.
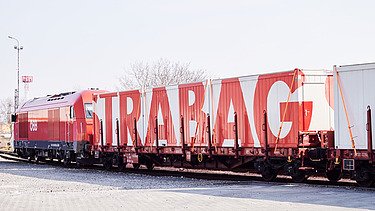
[84,103,93,119]
[69,106,75,119]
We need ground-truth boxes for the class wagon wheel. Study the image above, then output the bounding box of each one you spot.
[326,167,342,183]
[261,164,277,182]
[356,167,374,187]
[356,176,374,187]
[291,170,308,183]
[103,157,113,171]
[75,155,83,169]
[287,161,308,183]
[117,157,125,171]
[132,163,141,170]
[146,162,154,171]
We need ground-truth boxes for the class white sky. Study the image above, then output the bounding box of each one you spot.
[1,0,375,100]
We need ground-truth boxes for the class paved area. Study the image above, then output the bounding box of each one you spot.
[0,156,374,210]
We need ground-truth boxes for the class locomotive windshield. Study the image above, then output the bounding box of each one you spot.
[84,103,93,119]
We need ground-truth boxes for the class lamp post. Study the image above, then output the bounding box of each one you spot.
[8,36,23,112]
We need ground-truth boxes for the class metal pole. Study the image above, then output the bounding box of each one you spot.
[134,117,138,150]
[263,110,269,160]
[367,106,373,162]
[207,114,212,158]
[17,45,20,109]
[8,36,23,111]
[100,120,104,147]
[180,116,186,158]
[116,118,120,151]
[234,112,239,159]
[154,116,159,155]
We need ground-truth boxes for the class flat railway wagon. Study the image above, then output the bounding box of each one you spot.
[334,63,375,186]
[93,68,335,182]
[13,90,104,165]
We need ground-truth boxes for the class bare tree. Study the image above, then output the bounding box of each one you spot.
[0,98,13,136]
[0,98,13,124]
[119,58,207,90]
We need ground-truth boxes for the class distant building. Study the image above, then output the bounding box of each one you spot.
[0,122,11,134]
[0,123,11,149]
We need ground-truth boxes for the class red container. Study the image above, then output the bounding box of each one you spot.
[93,69,333,156]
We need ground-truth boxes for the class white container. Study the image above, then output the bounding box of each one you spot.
[334,63,375,150]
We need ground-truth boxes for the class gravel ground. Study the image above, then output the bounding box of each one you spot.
[0,156,374,210]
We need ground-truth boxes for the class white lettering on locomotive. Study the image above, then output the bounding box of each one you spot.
[30,120,38,132]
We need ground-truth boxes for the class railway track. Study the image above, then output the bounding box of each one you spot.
[1,150,372,191]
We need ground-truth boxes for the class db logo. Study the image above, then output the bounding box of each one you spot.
[30,121,38,132]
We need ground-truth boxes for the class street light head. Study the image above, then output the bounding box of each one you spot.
[8,35,13,39]
[14,46,17,49]
[20,46,23,50]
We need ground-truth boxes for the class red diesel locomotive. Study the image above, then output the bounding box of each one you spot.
[13,90,103,165]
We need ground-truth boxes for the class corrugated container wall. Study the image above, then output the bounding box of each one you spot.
[94,69,333,151]
[335,63,375,150]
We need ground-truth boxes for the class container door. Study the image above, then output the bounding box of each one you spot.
[119,90,143,147]
[335,68,367,149]
[300,74,332,132]
[211,78,253,148]
[97,93,118,146]
[363,68,375,150]
[178,82,208,148]
[144,86,179,148]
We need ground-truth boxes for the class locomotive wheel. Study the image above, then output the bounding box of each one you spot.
[355,167,374,187]
[103,158,113,171]
[63,157,71,167]
[326,168,342,183]
[62,151,72,167]
[261,165,277,182]
[58,152,64,164]
[132,163,141,170]
[34,154,40,163]
[76,161,82,169]
[45,158,54,163]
